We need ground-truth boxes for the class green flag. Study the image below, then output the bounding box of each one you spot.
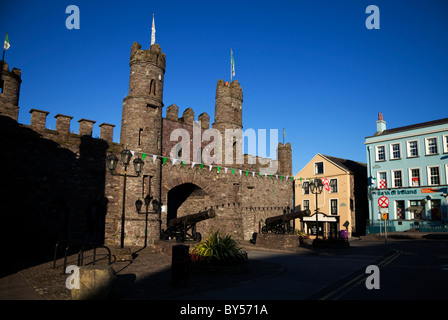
[3,33,10,51]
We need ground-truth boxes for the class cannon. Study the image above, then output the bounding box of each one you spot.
[261,209,310,234]
[161,208,215,242]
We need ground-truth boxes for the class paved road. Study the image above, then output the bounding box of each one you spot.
[175,240,388,300]
[311,240,448,300]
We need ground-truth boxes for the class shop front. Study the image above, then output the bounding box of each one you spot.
[302,212,339,239]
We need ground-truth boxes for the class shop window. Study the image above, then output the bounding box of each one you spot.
[396,201,405,219]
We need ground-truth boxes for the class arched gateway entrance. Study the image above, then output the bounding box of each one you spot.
[165,183,212,237]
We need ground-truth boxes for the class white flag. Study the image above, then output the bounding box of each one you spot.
[151,14,156,46]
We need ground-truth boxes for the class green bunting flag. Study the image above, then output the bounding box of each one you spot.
[200,163,204,170]
[162,157,167,164]
[217,166,220,173]
[232,168,235,174]
[142,153,146,161]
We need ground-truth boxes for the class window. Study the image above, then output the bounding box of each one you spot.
[377,171,387,189]
[302,181,310,195]
[409,168,420,187]
[330,199,338,215]
[303,200,310,211]
[314,162,324,175]
[329,179,338,193]
[376,145,386,161]
[425,137,438,155]
[427,166,440,185]
[396,200,405,219]
[149,79,156,95]
[392,170,402,188]
[407,140,419,157]
[390,143,401,159]
[138,128,143,146]
[443,135,448,153]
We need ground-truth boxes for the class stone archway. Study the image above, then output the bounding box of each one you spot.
[167,182,211,223]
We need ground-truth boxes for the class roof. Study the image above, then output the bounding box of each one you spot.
[319,154,367,176]
[366,118,448,138]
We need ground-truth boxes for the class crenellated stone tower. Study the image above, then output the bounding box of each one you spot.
[0,60,21,121]
[120,42,165,152]
[277,142,293,177]
[111,42,167,245]
[212,79,243,165]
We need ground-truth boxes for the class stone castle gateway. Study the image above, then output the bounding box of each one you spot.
[0,41,293,251]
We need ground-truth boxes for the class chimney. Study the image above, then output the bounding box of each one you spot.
[54,114,73,133]
[78,118,96,136]
[376,112,386,133]
[99,123,115,142]
[29,109,49,131]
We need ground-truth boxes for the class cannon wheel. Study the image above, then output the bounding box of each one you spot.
[193,232,202,242]
[261,226,268,234]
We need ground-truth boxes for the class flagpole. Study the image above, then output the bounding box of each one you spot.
[230,48,232,82]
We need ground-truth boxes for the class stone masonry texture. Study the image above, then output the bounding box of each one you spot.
[0,40,294,269]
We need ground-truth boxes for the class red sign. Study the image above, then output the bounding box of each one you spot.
[379,180,386,189]
[378,196,389,208]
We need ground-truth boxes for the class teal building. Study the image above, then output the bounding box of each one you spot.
[364,114,448,233]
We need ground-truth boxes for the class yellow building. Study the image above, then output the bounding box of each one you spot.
[294,154,368,238]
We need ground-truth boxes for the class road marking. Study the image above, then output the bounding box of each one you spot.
[319,250,402,300]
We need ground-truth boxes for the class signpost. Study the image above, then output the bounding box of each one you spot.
[378,196,389,248]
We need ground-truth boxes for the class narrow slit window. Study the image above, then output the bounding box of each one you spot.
[138,128,143,146]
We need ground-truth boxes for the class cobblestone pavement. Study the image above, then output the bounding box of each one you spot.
[14,244,284,300]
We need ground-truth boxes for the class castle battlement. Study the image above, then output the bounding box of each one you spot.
[24,108,116,143]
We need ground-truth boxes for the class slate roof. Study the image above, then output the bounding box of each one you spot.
[366,118,448,138]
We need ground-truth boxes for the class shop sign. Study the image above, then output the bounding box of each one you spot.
[372,189,418,196]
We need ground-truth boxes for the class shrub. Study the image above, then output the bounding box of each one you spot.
[190,231,247,265]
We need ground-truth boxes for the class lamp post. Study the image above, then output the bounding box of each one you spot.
[106,149,144,248]
[135,194,161,247]
[303,178,323,238]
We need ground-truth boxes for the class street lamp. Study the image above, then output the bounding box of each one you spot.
[303,178,323,238]
[135,195,155,247]
[106,149,144,248]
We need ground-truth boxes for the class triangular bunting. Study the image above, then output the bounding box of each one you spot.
[142,153,146,161]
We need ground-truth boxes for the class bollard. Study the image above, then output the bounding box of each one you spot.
[171,244,189,287]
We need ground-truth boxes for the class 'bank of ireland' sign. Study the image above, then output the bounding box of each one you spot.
[372,189,418,196]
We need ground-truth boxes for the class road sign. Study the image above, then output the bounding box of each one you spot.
[382,212,388,220]
[378,196,389,208]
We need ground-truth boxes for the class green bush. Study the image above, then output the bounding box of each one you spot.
[190,231,247,265]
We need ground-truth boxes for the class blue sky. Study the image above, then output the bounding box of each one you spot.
[1,0,447,174]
